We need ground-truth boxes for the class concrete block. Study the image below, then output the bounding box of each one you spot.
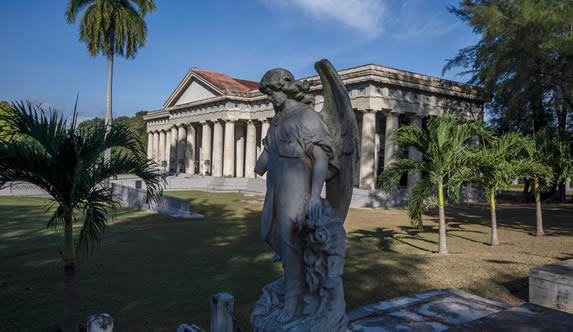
[529,259,573,313]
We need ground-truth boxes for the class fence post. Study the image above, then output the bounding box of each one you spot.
[87,313,113,332]
[210,293,234,332]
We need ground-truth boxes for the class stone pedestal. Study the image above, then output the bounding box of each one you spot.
[530,259,573,313]
[211,293,234,332]
[87,313,113,332]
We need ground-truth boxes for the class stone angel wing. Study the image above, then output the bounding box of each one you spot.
[315,59,359,220]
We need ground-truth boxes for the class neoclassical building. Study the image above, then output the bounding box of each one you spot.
[144,64,483,190]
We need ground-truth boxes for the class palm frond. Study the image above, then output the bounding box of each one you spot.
[76,199,114,256]
[0,140,64,202]
[408,176,435,229]
[1,101,68,156]
[379,159,424,193]
[47,205,66,232]
[447,166,481,201]
[1,100,163,258]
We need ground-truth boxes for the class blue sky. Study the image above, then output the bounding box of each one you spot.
[0,0,478,120]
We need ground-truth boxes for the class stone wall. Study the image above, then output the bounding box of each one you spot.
[0,182,48,196]
[111,183,204,219]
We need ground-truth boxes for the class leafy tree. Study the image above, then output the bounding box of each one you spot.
[0,101,15,139]
[77,116,104,133]
[115,111,148,149]
[65,0,156,162]
[521,131,569,235]
[78,112,148,156]
[444,0,573,136]
[0,101,163,331]
[451,132,551,245]
[379,115,483,254]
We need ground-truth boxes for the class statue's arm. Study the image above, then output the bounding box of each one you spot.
[254,149,268,176]
[307,145,329,220]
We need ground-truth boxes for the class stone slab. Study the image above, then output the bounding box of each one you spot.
[0,182,48,196]
[529,259,573,313]
[447,302,573,331]
[347,288,510,331]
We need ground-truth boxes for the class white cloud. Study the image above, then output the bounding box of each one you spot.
[385,0,459,40]
[264,0,385,37]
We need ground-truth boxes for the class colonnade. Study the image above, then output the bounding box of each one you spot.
[147,119,271,179]
[147,111,425,189]
[357,110,424,190]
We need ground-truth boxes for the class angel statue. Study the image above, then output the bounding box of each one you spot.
[251,59,359,331]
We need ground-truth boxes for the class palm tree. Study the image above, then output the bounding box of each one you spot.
[451,132,550,246]
[379,115,483,254]
[522,132,561,236]
[0,101,164,331]
[65,0,156,161]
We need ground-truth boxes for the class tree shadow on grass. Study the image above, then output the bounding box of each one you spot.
[444,222,490,245]
[428,203,573,237]
[344,236,429,313]
[0,194,275,331]
[349,227,436,253]
[501,277,529,302]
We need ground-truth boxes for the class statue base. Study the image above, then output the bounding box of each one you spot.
[252,201,348,332]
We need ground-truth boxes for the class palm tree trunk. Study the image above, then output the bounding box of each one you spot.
[437,179,448,254]
[63,261,77,332]
[63,212,77,332]
[535,178,544,236]
[104,52,114,164]
[490,190,499,246]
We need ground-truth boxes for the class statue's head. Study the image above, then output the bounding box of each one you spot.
[259,68,313,105]
[259,68,294,94]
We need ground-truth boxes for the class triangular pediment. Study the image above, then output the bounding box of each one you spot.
[173,78,220,106]
[164,70,224,108]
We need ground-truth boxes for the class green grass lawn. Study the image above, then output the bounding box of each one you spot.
[1,192,572,331]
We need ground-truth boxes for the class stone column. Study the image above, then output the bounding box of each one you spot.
[223,120,235,177]
[261,119,270,141]
[170,126,178,173]
[152,131,160,163]
[147,132,153,159]
[177,125,187,173]
[165,130,172,172]
[384,111,399,167]
[200,122,212,175]
[235,123,245,178]
[244,121,257,178]
[212,121,224,177]
[159,130,166,169]
[359,110,376,189]
[259,119,270,179]
[407,115,423,190]
[186,124,196,174]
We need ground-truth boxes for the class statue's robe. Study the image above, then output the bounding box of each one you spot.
[261,104,338,297]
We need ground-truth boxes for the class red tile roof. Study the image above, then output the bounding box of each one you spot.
[192,69,259,93]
